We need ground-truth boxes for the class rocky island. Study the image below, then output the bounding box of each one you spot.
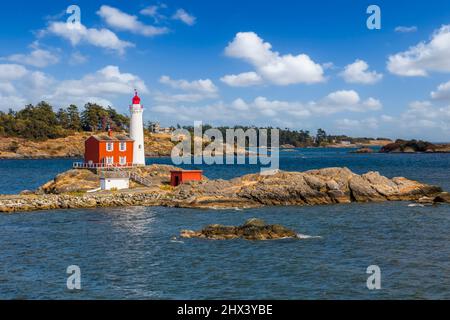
[380,139,450,153]
[0,165,448,214]
[180,218,299,240]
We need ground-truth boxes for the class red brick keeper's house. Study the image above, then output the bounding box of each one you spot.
[84,132,134,166]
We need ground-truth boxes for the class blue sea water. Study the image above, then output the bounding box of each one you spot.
[0,148,450,299]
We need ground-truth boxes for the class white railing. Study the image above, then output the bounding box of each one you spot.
[73,162,141,169]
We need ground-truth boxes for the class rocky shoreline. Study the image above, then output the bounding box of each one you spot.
[0,165,447,214]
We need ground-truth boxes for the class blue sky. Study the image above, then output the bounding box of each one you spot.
[1,0,450,140]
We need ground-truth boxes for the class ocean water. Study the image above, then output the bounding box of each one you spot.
[1,148,450,299]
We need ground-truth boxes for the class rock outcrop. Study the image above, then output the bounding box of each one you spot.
[0,166,444,213]
[380,139,450,153]
[39,169,100,194]
[351,147,374,154]
[417,192,450,205]
[180,218,298,240]
[171,168,442,208]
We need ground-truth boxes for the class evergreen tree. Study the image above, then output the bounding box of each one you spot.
[67,105,82,131]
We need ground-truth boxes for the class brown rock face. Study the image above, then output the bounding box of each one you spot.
[1,166,443,214]
[180,218,298,240]
[39,169,100,194]
[417,192,450,205]
[171,167,441,208]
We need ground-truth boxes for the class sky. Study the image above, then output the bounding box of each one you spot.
[1,0,450,140]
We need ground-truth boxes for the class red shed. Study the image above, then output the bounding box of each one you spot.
[85,132,134,166]
[170,170,203,186]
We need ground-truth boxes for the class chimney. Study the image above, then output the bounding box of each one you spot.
[108,129,113,137]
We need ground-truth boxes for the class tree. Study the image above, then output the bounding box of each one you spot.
[316,128,327,146]
[56,108,70,129]
[81,103,108,131]
[107,106,129,131]
[67,105,82,131]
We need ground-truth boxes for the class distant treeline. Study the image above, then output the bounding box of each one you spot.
[0,102,129,140]
[178,125,388,147]
[0,102,387,145]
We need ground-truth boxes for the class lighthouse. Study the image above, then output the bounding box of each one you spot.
[129,90,146,166]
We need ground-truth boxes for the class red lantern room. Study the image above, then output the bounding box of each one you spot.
[132,90,141,105]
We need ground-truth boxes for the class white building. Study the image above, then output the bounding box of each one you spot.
[100,172,130,191]
[129,90,146,166]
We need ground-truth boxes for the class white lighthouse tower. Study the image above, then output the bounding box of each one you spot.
[129,90,146,166]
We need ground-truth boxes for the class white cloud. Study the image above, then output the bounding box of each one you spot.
[0,64,28,81]
[431,80,450,100]
[44,21,134,55]
[151,90,381,126]
[388,25,450,76]
[140,4,168,23]
[159,76,218,94]
[224,32,325,85]
[335,117,379,130]
[314,90,382,115]
[69,51,88,65]
[0,65,148,111]
[46,65,148,105]
[340,60,383,84]
[220,72,263,87]
[395,26,418,33]
[3,49,59,68]
[157,76,218,102]
[400,100,450,132]
[172,9,196,26]
[97,5,169,37]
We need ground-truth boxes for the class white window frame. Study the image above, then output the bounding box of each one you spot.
[119,142,126,152]
[106,142,114,152]
[119,156,126,165]
[106,156,114,165]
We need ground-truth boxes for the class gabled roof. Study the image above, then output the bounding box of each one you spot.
[89,134,134,142]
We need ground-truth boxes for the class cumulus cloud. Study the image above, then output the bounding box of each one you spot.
[0,64,28,81]
[44,21,134,55]
[156,76,218,102]
[172,9,196,26]
[97,5,169,37]
[395,26,418,33]
[159,76,217,93]
[0,65,148,111]
[388,25,450,76]
[3,49,59,68]
[69,51,88,65]
[151,90,382,126]
[223,32,325,86]
[340,60,383,84]
[431,80,450,100]
[335,117,379,130]
[220,72,263,87]
[46,65,148,105]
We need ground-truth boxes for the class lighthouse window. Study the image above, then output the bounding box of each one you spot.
[139,144,142,149]
[119,142,126,151]
[106,142,114,152]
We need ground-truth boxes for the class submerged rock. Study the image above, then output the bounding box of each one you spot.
[417,192,450,205]
[180,218,298,240]
[351,147,374,154]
